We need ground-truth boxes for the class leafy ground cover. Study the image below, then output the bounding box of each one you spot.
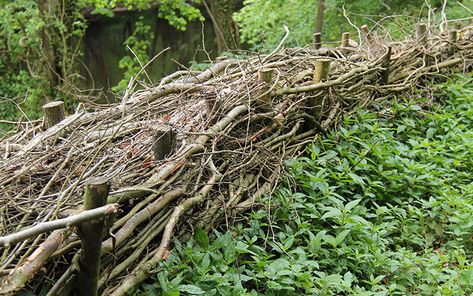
[137,74,473,296]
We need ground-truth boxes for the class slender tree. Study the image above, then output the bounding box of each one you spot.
[206,0,240,54]
[316,0,325,34]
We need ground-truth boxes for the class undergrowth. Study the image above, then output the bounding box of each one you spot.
[137,74,473,295]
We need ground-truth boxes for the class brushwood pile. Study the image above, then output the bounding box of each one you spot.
[0,25,472,295]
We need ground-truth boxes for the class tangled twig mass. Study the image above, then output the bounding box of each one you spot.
[0,25,472,295]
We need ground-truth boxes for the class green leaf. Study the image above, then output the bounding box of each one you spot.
[345,199,362,211]
[460,269,473,285]
[334,229,350,246]
[194,228,209,249]
[210,232,231,251]
[200,253,210,272]
[317,150,338,164]
[348,172,365,185]
[370,275,385,285]
[321,207,342,220]
[235,241,256,255]
[397,125,406,134]
[179,284,205,295]
[426,127,437,138]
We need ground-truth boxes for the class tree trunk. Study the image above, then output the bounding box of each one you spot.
[316,0,325,34]
[207,0,240,54]
[37,0,61,95]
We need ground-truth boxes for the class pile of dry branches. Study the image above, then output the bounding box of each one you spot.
[0,24,472,295]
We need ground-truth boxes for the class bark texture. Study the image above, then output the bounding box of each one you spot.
[208,0,240,53]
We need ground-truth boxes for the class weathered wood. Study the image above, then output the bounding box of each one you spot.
[416,23,431,65]
[77,177,110,296]
[315,0,325,34]
[361,25,369,37]
[43,101,65,129]
[449,30,458,42]
[416,23,428,46]
[380,46,392,85]
[205,96,222,125]
[153,128,176,161]
[258,68,273,83]
[307,59,331,122]
[456,21,463,40]
[0,230,65,295]
[313,32,322,49]
[313,59,331,83]
[257,68,274,110]
[0,205,117,247]
[341,32,350,47]
[215,56,228,63]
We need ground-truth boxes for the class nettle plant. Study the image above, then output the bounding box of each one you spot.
[134,75,473,296]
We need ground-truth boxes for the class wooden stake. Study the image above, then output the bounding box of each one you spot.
[456,21,463,40]
[361,25,369,37]
[449,30,458,55]
[416,23,428,46]
[380,46,392,85]
[313,59,331,83]
[42,101,65,129]
[341,32,350,47]
[257,68,274,110]
[307,59,331,122]
[77,177,110,296]
[313,32,322,50]
[153,127,176,161]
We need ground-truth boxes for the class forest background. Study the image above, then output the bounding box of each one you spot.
[0,0,471,132]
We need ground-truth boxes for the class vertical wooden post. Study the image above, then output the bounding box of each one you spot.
[449,30,457,55]
[341,32,350,47]
[380,46,392,85]
[42,101,65,129]
[416,23,428,46]
[307,59,331,122]
[315,0,325,34]
[361,25,371,46]
[77,177,110,296]
[313,59,331,83]
[455,21,463,40]
[153,128,176,161]
[313,32,322,49]
[257,68,274,110]
[416,23,431,65]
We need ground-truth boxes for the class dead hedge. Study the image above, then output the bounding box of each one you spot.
[0,23,472,295]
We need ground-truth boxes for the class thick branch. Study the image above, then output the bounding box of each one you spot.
[0,205,117,248]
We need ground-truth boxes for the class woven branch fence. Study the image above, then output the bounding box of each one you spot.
[0,23,472,295]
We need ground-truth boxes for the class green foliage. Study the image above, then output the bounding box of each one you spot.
[0,0,52,121]
[0,0,204,127]
[95,1,204,93]
[80,0,204,30]
[112,17,154,92]
[137,75,473,295]
[234,0,473,51]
